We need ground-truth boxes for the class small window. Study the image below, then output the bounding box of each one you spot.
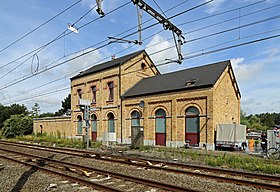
[185,78,199,86]
[77,89,82,104]
[141,63,147,70]
[91,86,97,103]
[108,82,114,101]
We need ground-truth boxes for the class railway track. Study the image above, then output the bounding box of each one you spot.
[0,140,279,191]
[0,147,194,192]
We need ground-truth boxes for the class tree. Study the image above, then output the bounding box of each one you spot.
[0,103,28,129]
[55,94,71,116]
[1,114,33,138]
[31,102,41,117]
[39,112,55,118]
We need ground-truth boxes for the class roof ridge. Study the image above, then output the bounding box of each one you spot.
[71,49,146,80]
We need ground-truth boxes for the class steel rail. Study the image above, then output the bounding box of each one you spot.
[0,140,279,183]
[0,147,195,192]
[0,154,121,192]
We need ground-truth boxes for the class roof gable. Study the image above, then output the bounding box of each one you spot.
[71,50,146,80]
[122,60,230,98]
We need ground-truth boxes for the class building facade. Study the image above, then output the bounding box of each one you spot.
[33,50,240,150]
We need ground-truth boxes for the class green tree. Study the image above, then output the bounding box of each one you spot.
[0,103,28,129]
[248,115,261,125]
[31,102,41,117]
[55,94,71,116]
[39,112,55,118]
[1,114,33,138]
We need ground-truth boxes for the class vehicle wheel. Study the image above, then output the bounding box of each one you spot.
[267,148,279,159]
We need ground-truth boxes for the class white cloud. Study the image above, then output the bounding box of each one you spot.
[231,57,263,82]
[205,0,226,14]
[61,48,102,75]
[146,34,181,73]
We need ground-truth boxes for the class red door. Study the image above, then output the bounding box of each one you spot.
[92,132,97,141]
[156,133,166,146]
[155,109,166,146]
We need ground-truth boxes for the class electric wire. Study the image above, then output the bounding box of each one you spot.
[1,0,274,92]
[0,3,98,80]
[3,28,280,105]
[0,0,82,54]
[0,1,130,71]
[0,0,276,105]
[0,0,212,90]
[0,0,195,98]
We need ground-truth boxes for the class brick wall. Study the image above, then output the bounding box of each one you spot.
[33,116,72,137]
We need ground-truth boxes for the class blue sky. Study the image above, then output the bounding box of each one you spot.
[0,0,279,115]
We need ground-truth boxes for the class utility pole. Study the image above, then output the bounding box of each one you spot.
[84,105,90,149]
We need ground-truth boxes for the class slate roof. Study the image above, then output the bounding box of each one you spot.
[122,60,231,98]
[71,50,146,80]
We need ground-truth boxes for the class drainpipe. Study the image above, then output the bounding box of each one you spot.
[119,64,123,143]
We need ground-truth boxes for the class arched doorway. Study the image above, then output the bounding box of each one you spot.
[131,110,143,148]
[91,114,97,141]
[107,113,115,133]
[185,107,200,146]
[155,109,166,146]
[77,115,83,135]
[131,111,140,127]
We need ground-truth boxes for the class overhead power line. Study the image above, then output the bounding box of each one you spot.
[0,0,272,102]
[0,1,130,71]
[3,25,280,105]
[0,0,211,89]
[0,0,82,54]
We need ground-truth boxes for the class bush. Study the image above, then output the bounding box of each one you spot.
[1,114,33,138]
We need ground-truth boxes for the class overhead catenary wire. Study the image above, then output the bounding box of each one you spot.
[147,14,280,57]
[3,24,280,105]
[1,1,276,92]
[0,0,213,90]
[0,1,130,71]
[3,31,280,106]
[0,0,82,54]
[0,2,103,80]
[0,0,196,101]
[0,0,276,103]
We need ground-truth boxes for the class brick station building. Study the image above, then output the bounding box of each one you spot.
[34,50,241,150]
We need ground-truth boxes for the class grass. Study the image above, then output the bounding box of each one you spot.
[9,132,102,149]
[205,153,280,174]
[5,133,280,174]
[135,146,280,174]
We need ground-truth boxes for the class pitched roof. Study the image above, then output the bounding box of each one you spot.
[122,60,230,98]
[71,50,146,80]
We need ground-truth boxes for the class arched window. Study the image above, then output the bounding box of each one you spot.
[185,107,200,145]
[131,111,140,127]
[77,115,83,134]
[108,113,115,133]
[155,109,166,146]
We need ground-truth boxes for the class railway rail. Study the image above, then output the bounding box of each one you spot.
[0,140,279,191]
[0,146,194,192]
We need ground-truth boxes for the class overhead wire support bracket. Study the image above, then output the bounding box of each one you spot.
[131,0,184,38]
[108,37,141,45]
[96,0,105,17]
[131,0,184,64]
